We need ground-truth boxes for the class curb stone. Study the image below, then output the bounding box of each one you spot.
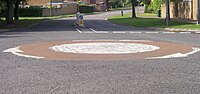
[164,28,200,32]
[0,29,9,33]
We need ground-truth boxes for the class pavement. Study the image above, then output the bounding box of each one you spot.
[0,10,200,94]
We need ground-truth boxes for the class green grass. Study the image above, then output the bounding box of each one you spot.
[108,13,199,29]
[136,13,157,17]
[0,14,76,30]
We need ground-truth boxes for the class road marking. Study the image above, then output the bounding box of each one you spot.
[82,32,94,33]
[180,32,191,34]
[3,47,44,59]
[95,31,109,33]
[146,32,159,34]
[76,28,82,33]
[78,29,198,34]
[147,47,200,59]
[88,28,109,33]
[130,32,142,34]
[163,32,176,34]
[113,32,126,34]
[89,28,96,32]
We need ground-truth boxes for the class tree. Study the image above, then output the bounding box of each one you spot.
[14,0,21,20]
[131,0,136,18]
[6,0,14,24]
[150,0,162,12]
[14,0,27,20]
[2,0,27,24]
[106,0,109,11]
[0,1,6,15]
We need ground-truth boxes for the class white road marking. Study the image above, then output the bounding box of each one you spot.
[89,28,96,32]
[113,32,126,34]
[82,32,94,33]
[146,32,159,34]
[3,47,44,59]
[180,32,191,34]
[147,47,200,59]
[95,31,109,33]
[195,32,200,34]
[76,28,82,33]
[163,32,176,34]
[130,32,142,34]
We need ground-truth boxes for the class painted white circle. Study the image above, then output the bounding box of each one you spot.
[49,42,160,54]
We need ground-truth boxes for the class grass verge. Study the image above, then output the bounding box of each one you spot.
[108,13,199,29]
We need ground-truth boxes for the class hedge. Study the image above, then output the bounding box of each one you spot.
[19,8,43,17]
[79,5,94,13]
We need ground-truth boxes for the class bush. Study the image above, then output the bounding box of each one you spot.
[0,1,6,17]
[145,0,162,13]
[79,5,94,13]
[145,5,153,13]
[19,8,43,17]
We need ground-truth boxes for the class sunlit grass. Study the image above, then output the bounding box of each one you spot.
[108,13,199,29]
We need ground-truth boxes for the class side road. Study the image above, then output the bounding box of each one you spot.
[1,8,199,33]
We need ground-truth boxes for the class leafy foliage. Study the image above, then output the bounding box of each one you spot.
[0,1,6,17]
[145,0,162,13]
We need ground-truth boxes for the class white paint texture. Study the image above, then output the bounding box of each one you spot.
[49,42,160,54]
[3,47,44,59]
[147,47,200,59]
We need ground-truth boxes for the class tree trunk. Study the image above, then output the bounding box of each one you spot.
[14,0,20,20]
[131,0,136,18]
[106,0,109,11]
[6,0,14,24]
[166,0,170,20]
[174,0,178,17]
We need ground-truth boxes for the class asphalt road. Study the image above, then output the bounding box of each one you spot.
[0,10,200,94]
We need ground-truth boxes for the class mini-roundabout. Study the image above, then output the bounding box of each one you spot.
[3,40,200,61]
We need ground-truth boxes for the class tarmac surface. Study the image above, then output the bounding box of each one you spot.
[1,10,200,94]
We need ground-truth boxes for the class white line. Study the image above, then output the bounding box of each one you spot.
[76,28,82,33]
[195,32,200,34]
[130,32,142,34]
[180,32,191,34]
[3,47,44,59]
[95,31,109,33]
[147,47,200,59]
[146,32,159,34]
[113,32,126,34]
[163,32,176,34]
[89,28,109,34]
[82,32,94,33]
[89,28,96,32]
